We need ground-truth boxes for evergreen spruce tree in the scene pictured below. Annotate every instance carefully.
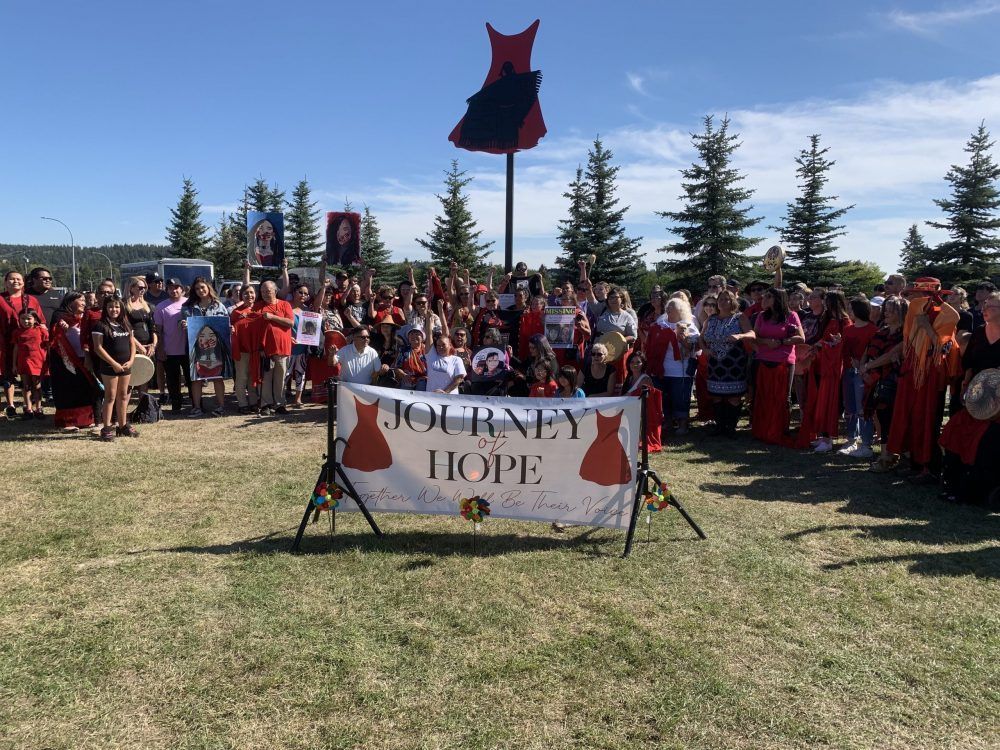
[209,212,243,280]
[926,122,1000,283]
[284,178,322,267]
[554,166,589,281]
[577,139,645,289]
[899,223,933,278]
[359,205,392,276]
[771,134,854,281]
[166,177,209,256]
[229,186,251,252]
[415,160,493,272]
[658,116,763,287]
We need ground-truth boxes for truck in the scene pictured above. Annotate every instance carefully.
[119,258,214,288]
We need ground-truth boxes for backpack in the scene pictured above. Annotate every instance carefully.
[131,392,163,423]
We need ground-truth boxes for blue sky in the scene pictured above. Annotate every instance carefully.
[4,0,1000,274]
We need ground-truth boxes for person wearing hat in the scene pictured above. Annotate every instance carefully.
[394,324,428,390]
[939,367,1000,505]
[887,277,960,483]
[144,272,168,307]
[153,278,190,413]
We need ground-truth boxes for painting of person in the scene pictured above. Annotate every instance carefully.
[325,212,361,266]
[247,212,285,268]
[188,320,233,381]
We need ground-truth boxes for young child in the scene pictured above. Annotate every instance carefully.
[14,309,48,419]
[529,360,558,398]
[556,365,586,398]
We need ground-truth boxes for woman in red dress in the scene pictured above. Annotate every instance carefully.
[796,291,851,453]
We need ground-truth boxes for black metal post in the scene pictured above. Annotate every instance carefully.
[622,388,649,558]
[504,152,514,273]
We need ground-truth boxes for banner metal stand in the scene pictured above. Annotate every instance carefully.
[291,379,382,552]
[621,387,707,558]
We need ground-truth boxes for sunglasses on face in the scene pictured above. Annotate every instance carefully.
[135,285,147,290]
[37,276,53,282]
[356,335,370,340]
[415,300,427,305]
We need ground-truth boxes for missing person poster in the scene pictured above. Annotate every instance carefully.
[544,306,577,349]
[187,316,234,381]
[325,212,361,266]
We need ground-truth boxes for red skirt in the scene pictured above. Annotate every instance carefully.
[939,408,993,466]
[752,362,791,445]
[639,386,663,453]
[795,352,842,446]
[887,367,945,465]
[694,351,713,421]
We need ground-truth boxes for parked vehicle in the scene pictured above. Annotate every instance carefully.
[119,258,214,288]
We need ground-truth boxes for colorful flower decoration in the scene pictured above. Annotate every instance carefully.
[310,481,344,511]
[645,484,670,512]
[459,495,491,523]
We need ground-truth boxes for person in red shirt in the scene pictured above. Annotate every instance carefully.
[230,285,260,413]
[252,280,294,414]
[1,271,47,417]
[13,309,48,418]
[839,297,879,458]
[528,360,558,398]
[796,290,852,453]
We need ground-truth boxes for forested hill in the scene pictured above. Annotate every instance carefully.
[0,243,172,288]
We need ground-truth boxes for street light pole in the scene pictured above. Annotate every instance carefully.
[90,251,115,288]
[40,217,76,289]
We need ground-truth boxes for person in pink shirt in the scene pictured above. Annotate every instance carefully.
[750,288,804,445]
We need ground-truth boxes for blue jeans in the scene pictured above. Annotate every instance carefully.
[842,367,873,445]
[654,375,693,419]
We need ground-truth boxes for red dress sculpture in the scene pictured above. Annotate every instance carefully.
[449,20,546,154]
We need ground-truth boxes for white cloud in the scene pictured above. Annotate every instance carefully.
[322,74,1000,276]
[885,1,1000,34]
[626,72,647,96]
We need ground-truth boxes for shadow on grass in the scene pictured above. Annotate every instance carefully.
[822,546,1000,580]
[131,524,630,559]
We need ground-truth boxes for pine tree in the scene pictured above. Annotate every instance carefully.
[166,177,209,256]
[229,186,251,252]
[771,134,854,281]
[658,115,763,287]
[208,212,243,280]
[926,122,1000,282]
[577,139,645,289]
[415,160,494,273]
[899,223,933,278]
[554,166,589,281]
[360,205,392,275]
[284,178,322,267]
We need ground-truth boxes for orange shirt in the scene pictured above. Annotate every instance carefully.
[252,299,294,357]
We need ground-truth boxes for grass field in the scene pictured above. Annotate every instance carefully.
[1,404,998,750]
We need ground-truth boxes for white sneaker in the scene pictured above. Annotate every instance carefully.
[813,439,833,453]
[837,439,860,455]
[848,445,875,459]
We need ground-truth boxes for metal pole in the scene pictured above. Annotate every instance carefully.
[41,216,76,289]
[504,152,514,273]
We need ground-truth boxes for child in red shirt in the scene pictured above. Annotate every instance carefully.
[529,361,558,398]
[14,309,48,418]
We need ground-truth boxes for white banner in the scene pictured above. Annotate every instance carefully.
[336,383,641,529]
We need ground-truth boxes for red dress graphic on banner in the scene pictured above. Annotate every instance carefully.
[342,397,393,471]
[579,410,632,486]
[449,20,546,154]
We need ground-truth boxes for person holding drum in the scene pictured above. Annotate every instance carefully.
[595,287,637,390]
[124,276,158,396]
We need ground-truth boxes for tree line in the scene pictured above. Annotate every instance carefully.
[162,117,1000,294]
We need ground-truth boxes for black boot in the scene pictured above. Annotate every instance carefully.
[711,402,728,436]
[728,402,742,437]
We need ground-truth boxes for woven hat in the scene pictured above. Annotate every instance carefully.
[596,331,627,362]
[965,368,1000,421]
[903,277,942,295]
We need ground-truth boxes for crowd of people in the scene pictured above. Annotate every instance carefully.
[1,259,998,505]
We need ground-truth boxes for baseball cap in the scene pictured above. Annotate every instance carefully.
[475,283,489,294]
[726,278,740,289]
[145,272,162,283]
[335,270,349,279]
[166,277,183,287]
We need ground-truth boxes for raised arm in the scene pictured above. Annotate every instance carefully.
[276,259,290,298]
[242,259,252,288]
